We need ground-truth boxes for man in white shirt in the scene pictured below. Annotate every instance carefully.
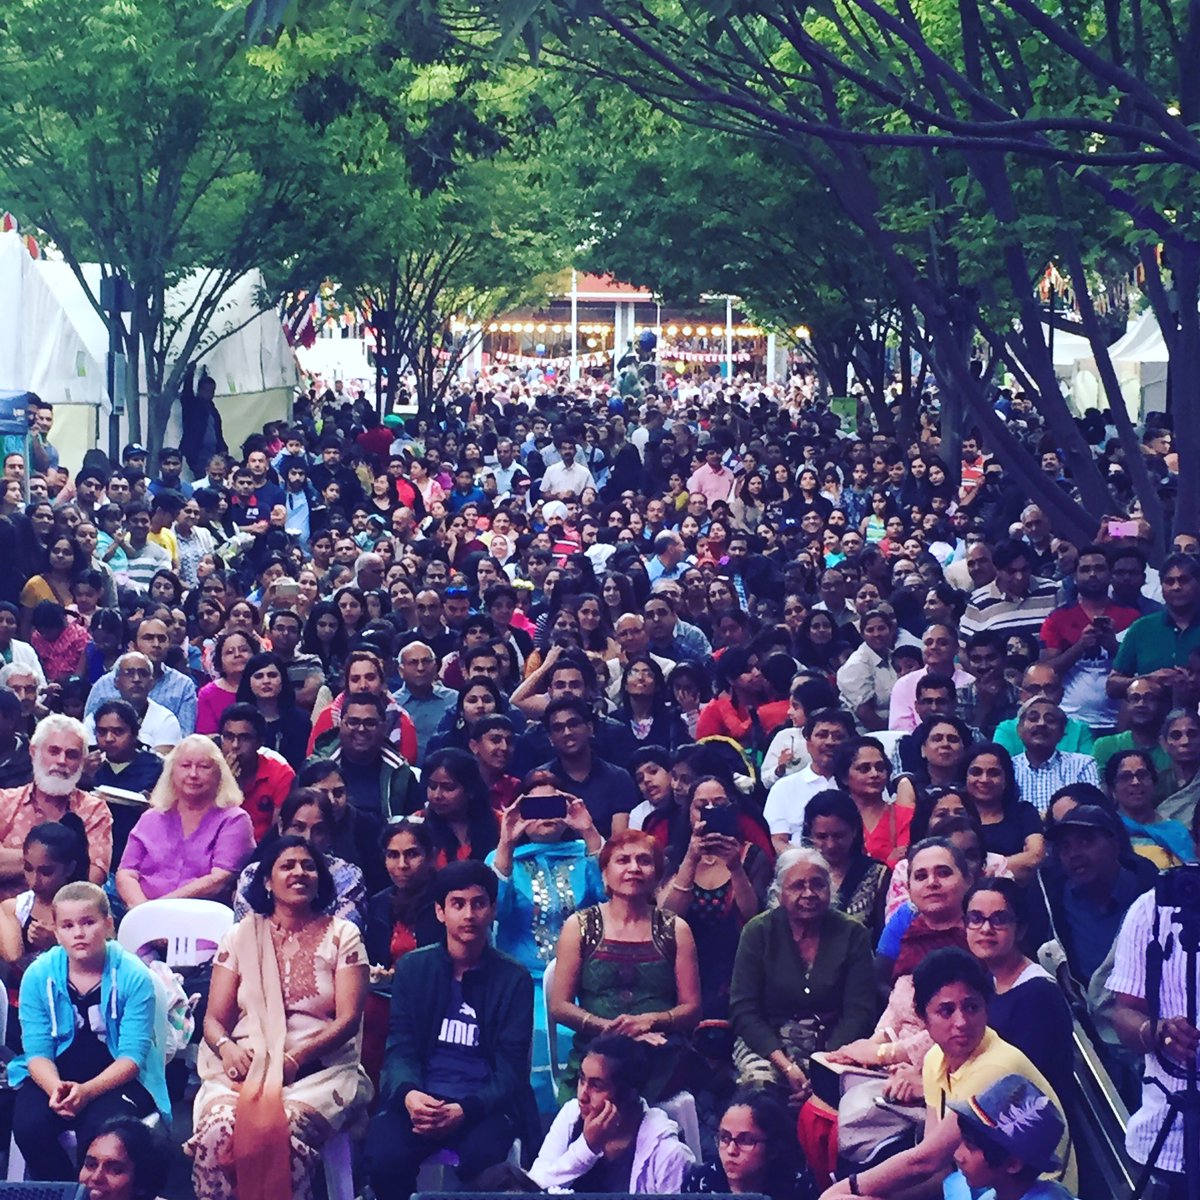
[837,603,919,731]
[540,437,595,500]
[84,652,181,753]
[489,439,528,496]
[763,708,856,852]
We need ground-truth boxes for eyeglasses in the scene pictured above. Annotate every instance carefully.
[717,1132,765,1150]
[965,911,1016,930]
[342,718,380,731]
[548,718,586,735]
[1116,769,1152,783]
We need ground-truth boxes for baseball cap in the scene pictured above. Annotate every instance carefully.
[948,1074,1064,1173]
[1045,803,1118,840]
[122,443,147,458]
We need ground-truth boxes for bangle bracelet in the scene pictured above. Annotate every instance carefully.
[284,1051,299,1068]
[214,1036,231,1053]
[1139,1020,1152,1051]
[670,881,694,893]
[849,1174,861,1196]
[876,1043,890,1064]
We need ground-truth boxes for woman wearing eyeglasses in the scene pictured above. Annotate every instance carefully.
[963,878,1074,1108]
[1107,748,1193,868]
[683,1087,814,1200]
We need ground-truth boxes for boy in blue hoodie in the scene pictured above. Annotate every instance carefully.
[9,881,169,1180]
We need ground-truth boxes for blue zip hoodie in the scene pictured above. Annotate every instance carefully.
[9,940,171,1119]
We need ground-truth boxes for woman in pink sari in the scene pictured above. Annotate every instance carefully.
[188,836,370,1200]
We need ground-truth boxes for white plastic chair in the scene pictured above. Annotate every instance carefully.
[543,956,561,1090]
[116,897,233,966]
[542,957,702,1161]
[659,1090,703,1161]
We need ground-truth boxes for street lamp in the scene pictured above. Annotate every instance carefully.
[99,273,134,464]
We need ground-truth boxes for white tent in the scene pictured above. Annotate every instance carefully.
[1105,310,1169,415]
[1042,322,1094,369]
[0,230,297,468]
[1071,310,1169,419]
[0,233,108,468]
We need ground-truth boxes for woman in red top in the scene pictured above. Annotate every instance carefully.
[29,603,89,684]
[833,737,913,868]
[696,645,787,753]
[419,747,500,868]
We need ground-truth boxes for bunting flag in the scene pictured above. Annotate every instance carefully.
[493,350,609,369]
[0,213,15,233]
[24,234,40,260]
[666,349,753,363]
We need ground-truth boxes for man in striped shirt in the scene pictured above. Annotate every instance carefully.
[120,501,171,594]
[1109,888,1200,1198]
[959,538,1059,643]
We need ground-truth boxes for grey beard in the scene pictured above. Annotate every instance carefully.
[34,767,82,797]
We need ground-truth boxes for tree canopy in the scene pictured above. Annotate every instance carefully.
[386,0,1200,540]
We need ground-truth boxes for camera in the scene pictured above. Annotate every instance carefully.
[1155,863,1200,910]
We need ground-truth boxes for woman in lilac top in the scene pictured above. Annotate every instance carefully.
[115,735,255,907]
[194,628,260,736]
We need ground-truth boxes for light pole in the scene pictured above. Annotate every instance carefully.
[100,273,134,464]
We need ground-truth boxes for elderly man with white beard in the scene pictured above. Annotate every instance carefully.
[0,714,112,899]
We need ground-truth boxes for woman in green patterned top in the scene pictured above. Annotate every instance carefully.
[549,828,702,1105]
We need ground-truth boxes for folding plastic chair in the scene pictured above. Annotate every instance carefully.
[115,897,233,966]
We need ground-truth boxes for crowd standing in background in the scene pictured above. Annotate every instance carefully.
[0,374,1195,1200]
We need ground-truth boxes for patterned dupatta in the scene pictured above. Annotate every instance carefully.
[229,915,292,1200]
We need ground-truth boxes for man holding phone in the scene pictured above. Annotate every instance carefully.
[1040,544,1140,737]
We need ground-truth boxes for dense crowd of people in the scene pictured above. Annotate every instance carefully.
[0,377,1195,1200]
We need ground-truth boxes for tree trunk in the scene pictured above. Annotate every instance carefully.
[1170,244,1200,536]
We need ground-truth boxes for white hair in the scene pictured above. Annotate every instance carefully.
[767,847,832,910]
[399,640,434,663]
[30,713,87,753]
[0,663,37,688]
[115,651,152,672]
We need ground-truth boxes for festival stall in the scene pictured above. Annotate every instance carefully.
[0,226,296,464]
